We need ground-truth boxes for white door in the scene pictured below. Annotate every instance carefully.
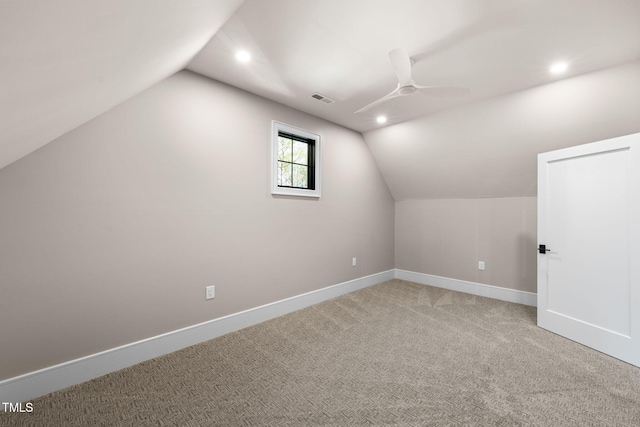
[537,132,640,367]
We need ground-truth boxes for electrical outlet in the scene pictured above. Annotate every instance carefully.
[478,261,485,271]
[206,285,215,300]
[352,257,357,267]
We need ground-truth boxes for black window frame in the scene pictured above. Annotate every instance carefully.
[271,121,322,198]
[277,131,316,191]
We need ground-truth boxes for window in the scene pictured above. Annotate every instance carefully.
[271,121,321,197]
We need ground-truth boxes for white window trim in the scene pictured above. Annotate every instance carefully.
[271,121,322,198]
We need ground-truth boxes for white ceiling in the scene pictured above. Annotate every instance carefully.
[1,0,639,172]
[0,0,243,171]
[188,0,640,133]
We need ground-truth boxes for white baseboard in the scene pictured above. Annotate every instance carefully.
[394,269,537,307]
[1,269,534,403]
[0,269,395,403]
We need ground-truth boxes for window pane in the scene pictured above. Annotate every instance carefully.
[278,137,292,162]
[292,140,308,165]
[272,122,320,196]
[278,161,292,187]
[292,164,308,188]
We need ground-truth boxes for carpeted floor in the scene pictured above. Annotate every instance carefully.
[3,279,640,426]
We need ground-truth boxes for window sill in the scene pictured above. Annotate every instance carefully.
[271,187,321,198]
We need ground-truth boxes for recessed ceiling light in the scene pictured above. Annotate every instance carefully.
[549,62,568,75]
[376,116,387,124]
[235,50,251,63]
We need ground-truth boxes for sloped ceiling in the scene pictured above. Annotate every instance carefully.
[0,0,243,171]
[1,0,639,200]
[364,61,640,200]
[188,0,640,133]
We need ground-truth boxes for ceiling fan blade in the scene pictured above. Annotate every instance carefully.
[389,48,413,86]
[354,86,402,114]
[415,85,471,98]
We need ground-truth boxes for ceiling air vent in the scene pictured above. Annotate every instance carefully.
[311,93,335,104]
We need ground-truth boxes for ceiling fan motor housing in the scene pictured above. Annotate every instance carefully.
[398,85,417,95]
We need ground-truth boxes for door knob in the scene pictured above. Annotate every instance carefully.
[538,244,550,254]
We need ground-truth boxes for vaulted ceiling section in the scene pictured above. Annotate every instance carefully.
[1,0,639,198]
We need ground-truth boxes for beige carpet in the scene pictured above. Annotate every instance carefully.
[3,279,640,426]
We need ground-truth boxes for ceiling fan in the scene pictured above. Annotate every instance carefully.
[354,48,471,114]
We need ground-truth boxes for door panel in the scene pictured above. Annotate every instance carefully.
[538,133,640,367]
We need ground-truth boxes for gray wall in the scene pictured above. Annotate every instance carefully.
[396,198,536,292]
[0,70,395,381]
